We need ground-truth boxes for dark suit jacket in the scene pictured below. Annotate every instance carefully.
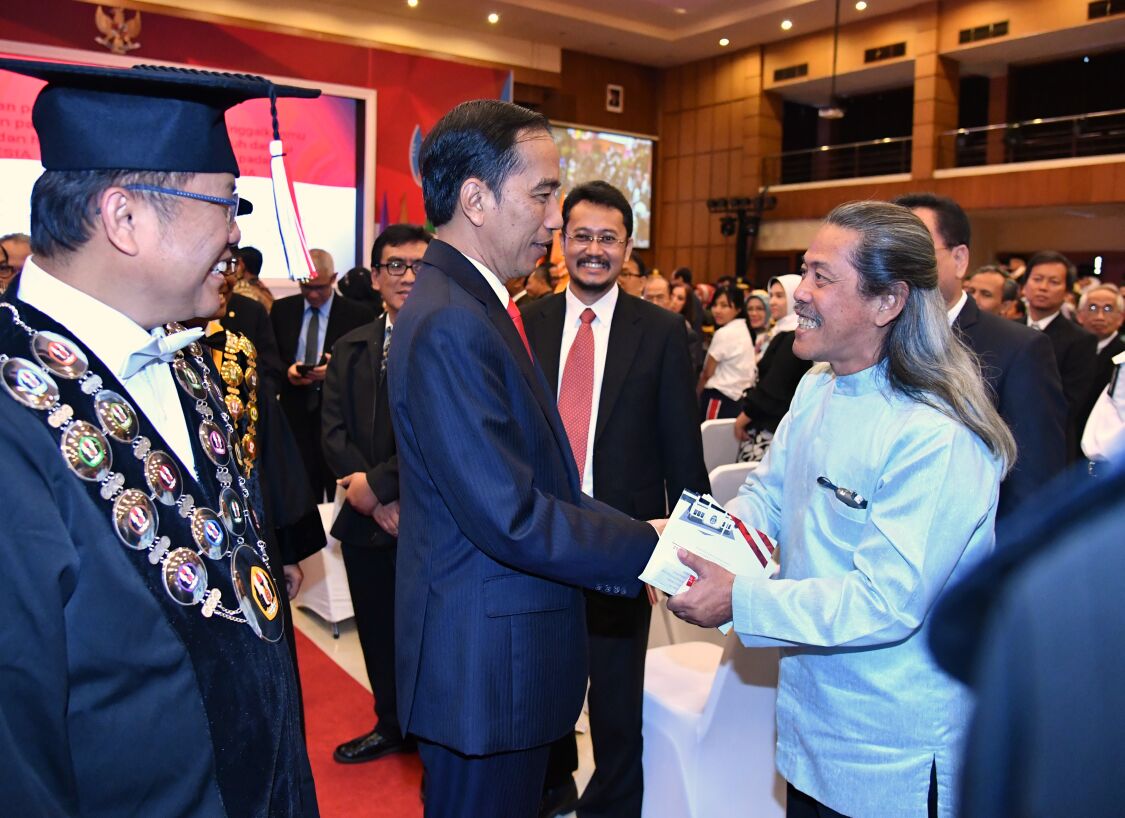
[1037,313,1098,459]
[954,297,1068,519]
[321,315,398,548]
[931,459,1125,817]
[387,239,657,756]
[220,293,285,396]
[270,292,373,412]
[1082,335,1125,428]
[522,291,709,522]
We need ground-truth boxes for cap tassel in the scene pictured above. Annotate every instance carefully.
[268,90,315,283]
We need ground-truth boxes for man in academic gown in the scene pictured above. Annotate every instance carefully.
[0,58,319,816]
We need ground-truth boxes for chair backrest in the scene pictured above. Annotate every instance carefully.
[700,418,739,474]
[708,462,755,507]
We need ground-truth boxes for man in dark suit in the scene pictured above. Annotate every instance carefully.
[929,454,1125,816]
[522,181,709,818]
[271,248,373,499]
[1022,250,1098,461]
[321,224,431,765]
[1076,283,1124,431]
[387,100,661,818]
[896,194,1067,521]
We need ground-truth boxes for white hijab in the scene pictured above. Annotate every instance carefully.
[768,274,801,336]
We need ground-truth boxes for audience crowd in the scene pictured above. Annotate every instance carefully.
[4,71,1122,817]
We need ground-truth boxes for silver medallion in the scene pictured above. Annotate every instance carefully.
[93,389,139,443]
[197,420,229,466]
[31,331,88,379]
[163,547,208,605]
[172,359,207,400]
[144,450,183,506]
[112,489,159,550]
[218,486,248,537]
[60,421,112,481]
[231,544,283,642]
[191,507,228,560]
[1,358,59,410]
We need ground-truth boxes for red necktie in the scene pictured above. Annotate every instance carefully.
[506,297,533,360]
[558,307,596,477]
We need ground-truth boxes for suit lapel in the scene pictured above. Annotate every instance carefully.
[425,240,575,471]
[595,295,643,445]
[524,294,566,397]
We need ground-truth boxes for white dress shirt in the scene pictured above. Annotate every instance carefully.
[946,290,968,325]
[19,257,198,475]
[557,285,619,496]
[1028,310,1060,331]
[461,252,510,308]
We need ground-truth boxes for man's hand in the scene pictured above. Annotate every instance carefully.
[734,411,752,441]
[372,500,400,537]
[648,518,668,537]
[666,548,736,629]
[287,362,312,386]
[283,563,304,599]
[306,353,331,383]
[339,472,378,515]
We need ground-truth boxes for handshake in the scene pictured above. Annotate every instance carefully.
[643,491,776,630]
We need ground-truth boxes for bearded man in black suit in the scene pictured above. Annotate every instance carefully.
[523,181,709,818]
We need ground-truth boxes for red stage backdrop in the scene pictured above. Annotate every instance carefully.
[0,0,509,231]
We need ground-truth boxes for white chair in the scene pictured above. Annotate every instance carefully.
[700,418,739,474]
[294,491,354,636]
[708,461,755,507]
[642,637,785,818]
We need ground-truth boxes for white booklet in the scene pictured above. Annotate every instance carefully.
[640,490,776,631]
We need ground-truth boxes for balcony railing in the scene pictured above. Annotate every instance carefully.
[940,108,1125,169]
[762,136,912,186]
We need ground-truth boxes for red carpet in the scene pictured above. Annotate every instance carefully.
[295,630,424,818]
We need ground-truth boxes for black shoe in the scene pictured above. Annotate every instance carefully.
[333,728,415,764]
[539,777,579,818]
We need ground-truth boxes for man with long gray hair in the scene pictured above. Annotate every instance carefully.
[669,201,1015,818]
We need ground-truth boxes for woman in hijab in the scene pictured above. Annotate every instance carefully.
[735,274,812,463]
[698,284,758,420]
[745,289,771,346]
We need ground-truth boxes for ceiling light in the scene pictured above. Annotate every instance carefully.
[487,12,500,24]
[673,6,687,13]
[855,1,867,10]
[407,0,418,6]
[780,19,793,30]
[818,105,845,120]
[719,38,730,47]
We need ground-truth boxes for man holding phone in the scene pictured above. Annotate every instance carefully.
[272,248,372,499]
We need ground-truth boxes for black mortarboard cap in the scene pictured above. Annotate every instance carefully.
[0,58,320,178]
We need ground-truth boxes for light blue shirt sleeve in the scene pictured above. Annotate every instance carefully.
[728,367,1001,650]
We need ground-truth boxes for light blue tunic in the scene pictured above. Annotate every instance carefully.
[728,361,1001,818]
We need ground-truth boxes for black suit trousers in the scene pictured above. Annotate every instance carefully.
[419,739,550,818]
[545,590,652,818]
[341,542,401,738]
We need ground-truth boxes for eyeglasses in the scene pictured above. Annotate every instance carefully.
[1083,303,1121,314]
[124,184,240,226]
[564,232,628,248]
[375,260,421,276]
[619,271,645,279]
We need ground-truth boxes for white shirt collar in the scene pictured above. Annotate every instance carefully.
[1029,310,1060,330]
[564,281,619,327]
[947,291,968,326]
[18,257,159,380]
[460,253,510,308]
